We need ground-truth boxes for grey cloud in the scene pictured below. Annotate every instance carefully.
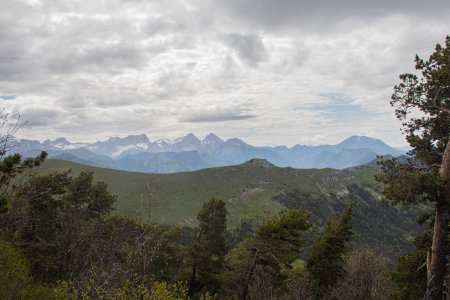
[2,0,448,146]
[181,107,257,123]
[144,17,186,36]
[0,4,38,82]
[57,78,147,108]
[18,106,64,127]
[211,55,241,92]
[217,0,450,31]
[32,107,159,142]
[46,43,147,74]
[154,69,197,100]
[223,33,267,68]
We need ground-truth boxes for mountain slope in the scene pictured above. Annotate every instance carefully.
[36,159,419,257]
[115,151,226,173]
[20,148,116,168]
[336,136,404,156]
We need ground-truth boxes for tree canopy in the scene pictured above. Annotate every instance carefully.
[377,36,450,300]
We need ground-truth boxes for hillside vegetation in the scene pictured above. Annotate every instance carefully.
[36,158,419,255]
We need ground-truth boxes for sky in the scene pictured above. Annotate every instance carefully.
[1,0,449,147]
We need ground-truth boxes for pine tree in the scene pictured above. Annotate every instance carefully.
[223,209,311,300]
[188,198,228,296]
[376,36,450,300]
[306,206,353,297]
[0,152,47,214]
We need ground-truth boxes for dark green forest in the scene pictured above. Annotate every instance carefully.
[0,37,449,300]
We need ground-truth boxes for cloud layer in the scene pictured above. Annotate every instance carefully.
[1,0,449,146]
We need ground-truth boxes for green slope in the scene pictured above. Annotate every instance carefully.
[35,158,420,255]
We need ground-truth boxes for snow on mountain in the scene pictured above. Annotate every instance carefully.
[149,139,173,152]
[111,143,150,158]
[9,133,406,172]
[88,134,151,157]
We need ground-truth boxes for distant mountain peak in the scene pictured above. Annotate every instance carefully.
[184,133,200,140]
[177,133,201,145]
[202,133,224,145]
[336,135,402,155]
[124,134,150,143]
[343,135,374,142]
[226,138,248,146]
[203,133,221,140]
[54,137,69,143]
[174,133,200,143]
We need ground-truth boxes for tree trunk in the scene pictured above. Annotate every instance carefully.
[188,261,197,296]
[240,248,259,300]
[188,230,202,296]
[427,137,450,300]
[427,202,450,300]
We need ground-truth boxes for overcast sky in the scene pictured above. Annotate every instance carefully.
[1,0,449,147]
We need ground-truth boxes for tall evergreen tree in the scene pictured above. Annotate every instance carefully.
[306,206,353,297]
[376,36,450,300]
[223,209,311,300]
[188,198,228,296]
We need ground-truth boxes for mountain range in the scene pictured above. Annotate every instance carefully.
[10,133,405,173]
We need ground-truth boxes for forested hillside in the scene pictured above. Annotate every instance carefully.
[0,153,409,299]
[37,158,419,258]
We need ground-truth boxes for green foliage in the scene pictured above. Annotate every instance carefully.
[151,226,189,282]
[52,279,192,300]
[64,171,116,217]
[256,209,312,267]
[377,36,450,299]
[0,151,47,213]
[391,36,450,159]
[376,158,440,206]
[227,220,255,248]
[380,36,450,206]
[0,242,33,299]
[189,198,228,295]
[39,160,419,259]
[4,170,117,282]
[306,206,353,295]
[150,281,191,300]
[390,214,432,300]
[222,209,311,299]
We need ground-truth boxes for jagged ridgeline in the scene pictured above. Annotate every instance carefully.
[38,158,419,257]
[12,134,405,172]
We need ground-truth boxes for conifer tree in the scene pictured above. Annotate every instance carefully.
[306,206,353,297]
[376,36,450,300]
[223,209,311,300]
[188,198,228,296]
